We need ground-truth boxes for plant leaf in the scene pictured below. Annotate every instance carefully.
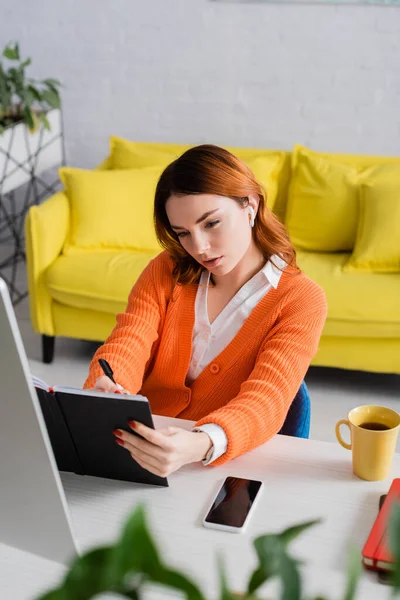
[0,62,10,102]
[3,43,19,60]
[43,78,62,88]
[281,520,322,547]
[342,546,362,600]
[21,58,31,68]
[247,519,320,597]
[28,85,42,102]
[149,566,206,600]
[8,67,24,98]
[247,566,267,595]
[23,88,35,107]
[280,555,301,600]
[38,112,51,130]
[248,534,286,595]
[107,504,162,580]
[8,67,21,85]
[56,546,117,598]
[35,505,205,600]
[108,505,204,599]
[23,106,35,130]
[123,590,140,599]
[389,503,400,559]
[41,87,61,109]
[251,535,282,582]
[388,502,400,592]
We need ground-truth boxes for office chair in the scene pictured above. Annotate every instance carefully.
[278,380,310,439]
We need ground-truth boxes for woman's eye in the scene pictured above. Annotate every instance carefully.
[205,220,220,229]
[176,220,219,238]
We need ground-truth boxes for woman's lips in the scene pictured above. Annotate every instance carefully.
[203,256,223,268]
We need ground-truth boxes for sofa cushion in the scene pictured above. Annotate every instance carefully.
[45,250,160,314]
[278,145,400,223]
[229,146,287,212]
[59,167,162,252]
[109,137,287,212]
[109,137,191,169]
[296,249,400,338]
[286,145,359,252]
[344,165,400,274]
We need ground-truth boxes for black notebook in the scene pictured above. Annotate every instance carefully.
[33,376,168,487]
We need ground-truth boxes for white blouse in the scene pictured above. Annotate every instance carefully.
[189,255,287,464]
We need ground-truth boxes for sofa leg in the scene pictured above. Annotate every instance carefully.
[42,335,55,363]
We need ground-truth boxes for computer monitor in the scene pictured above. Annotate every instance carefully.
[0,278,78,564]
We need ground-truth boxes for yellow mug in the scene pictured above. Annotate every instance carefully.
[335,405,400,481]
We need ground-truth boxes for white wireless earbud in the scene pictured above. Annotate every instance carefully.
[248,206,255,227]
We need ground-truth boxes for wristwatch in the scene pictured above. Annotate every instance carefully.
[193,429,214,463]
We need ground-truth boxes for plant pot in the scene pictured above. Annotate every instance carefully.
[0,108,63,194]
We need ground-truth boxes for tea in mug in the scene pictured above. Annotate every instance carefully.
[359,422,390,431]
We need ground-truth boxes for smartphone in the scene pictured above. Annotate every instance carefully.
[202,476,263,533]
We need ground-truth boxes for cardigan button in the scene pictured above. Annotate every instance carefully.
[209,363,220,374]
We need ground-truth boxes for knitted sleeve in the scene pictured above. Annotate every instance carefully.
[194,282,328,465]
[83,252,171,393]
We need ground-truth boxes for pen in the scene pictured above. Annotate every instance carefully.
[98,358,116,384]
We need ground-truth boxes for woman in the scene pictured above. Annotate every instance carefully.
[84,144,327,477]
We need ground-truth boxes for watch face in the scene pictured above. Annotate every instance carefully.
[204,446,214,463]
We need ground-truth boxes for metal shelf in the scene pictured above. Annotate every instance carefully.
[0,109,66,305]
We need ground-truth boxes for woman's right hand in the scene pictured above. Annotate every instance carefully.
[92,376,130,395]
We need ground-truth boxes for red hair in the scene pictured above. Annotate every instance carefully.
[154,144,298,285]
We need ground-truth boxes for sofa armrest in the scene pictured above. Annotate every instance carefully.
[25,191,70,335]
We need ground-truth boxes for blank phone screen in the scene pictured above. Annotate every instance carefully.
[204,476,262,528]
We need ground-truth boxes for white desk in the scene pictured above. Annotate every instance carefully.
[1,415,397,600]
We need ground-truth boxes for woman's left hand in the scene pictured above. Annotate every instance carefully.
[113,421,213,477]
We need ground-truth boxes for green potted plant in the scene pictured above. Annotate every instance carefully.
[0,41,65,304]
[35,503,400,600]
[0,42,64,195]
[0,42,61,134]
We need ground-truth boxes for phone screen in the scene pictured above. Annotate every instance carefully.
[204,476,263,528]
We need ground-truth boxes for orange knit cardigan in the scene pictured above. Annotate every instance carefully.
[84,251,327,466]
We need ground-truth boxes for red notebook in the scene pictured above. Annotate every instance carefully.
[362,478,400,571]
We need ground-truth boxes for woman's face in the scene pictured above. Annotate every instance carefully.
[166,193,253,275]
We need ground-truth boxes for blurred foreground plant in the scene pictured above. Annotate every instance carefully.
[36,503,400,600]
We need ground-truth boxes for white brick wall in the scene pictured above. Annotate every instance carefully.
[1,0,399,167]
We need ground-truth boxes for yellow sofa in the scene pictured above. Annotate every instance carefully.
[25,139,400,374]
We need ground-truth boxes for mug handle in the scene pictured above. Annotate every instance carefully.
[335,419,352,450]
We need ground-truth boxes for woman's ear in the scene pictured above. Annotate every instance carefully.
[247,194,259,216]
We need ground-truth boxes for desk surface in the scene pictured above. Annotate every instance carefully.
[1,415,398,600]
